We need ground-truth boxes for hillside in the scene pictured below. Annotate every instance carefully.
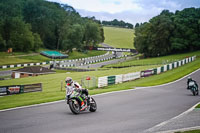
[103,26,135,49]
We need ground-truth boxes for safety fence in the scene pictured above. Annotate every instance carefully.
[81,76,97,89]
[97,56,196,88]
[0,83,42,96]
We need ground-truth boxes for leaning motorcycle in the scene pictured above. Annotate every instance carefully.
[66,89,97,114]
[188,81,199,96]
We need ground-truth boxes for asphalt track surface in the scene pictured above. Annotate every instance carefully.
[0,70,200,133]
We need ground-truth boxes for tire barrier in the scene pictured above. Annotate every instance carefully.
[0,62,48,69]
[97,56,196,88]
[0,52,113,69]
[58,53,115,68]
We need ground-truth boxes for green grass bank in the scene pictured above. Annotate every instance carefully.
[103,26,134,48]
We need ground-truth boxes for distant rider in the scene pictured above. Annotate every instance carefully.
[65,77,90,109]
[187,77,198,90]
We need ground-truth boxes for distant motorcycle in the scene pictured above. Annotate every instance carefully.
[188,81,199,96]
[67,89,97,114]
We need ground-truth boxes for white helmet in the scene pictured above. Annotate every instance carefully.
[65,77,73,84]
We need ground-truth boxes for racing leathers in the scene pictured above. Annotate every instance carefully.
[187,79,198,90]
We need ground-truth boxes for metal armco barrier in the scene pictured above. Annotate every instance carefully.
[0,83,42,96]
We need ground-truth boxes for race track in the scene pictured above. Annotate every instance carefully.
[0,70,200,133]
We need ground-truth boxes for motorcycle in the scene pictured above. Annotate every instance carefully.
[188,81,199,96]
[66,89,97,114]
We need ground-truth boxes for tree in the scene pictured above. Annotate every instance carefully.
[134,8,200,57]
[102,19,133,29]
[9,17,34,51]
[0,34,6,51]
[84,21,103,47]
[147,10,174,56]
[134,22,151,57]
[171,8,200,52]
[60,24,84,52]
[135,23,140,28]
[33,33,43,51]
[135,10,174,57]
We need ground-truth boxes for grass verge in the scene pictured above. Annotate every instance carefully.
[196,104,200,108]
[175,129,200,133]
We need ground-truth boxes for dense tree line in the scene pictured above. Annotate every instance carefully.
[0,0,104,52]
[102,19,133,29]
[134,8,200,57]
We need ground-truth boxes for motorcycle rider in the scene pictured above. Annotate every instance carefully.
[65,77,90,109]
[187,77,198,90]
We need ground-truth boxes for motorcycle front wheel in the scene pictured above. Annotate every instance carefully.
[191,87,196,96]
[196,89,199,95]
[69,99,80,114]
[89,97,97,112]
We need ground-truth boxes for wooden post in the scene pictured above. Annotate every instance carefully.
[61,80,63,91]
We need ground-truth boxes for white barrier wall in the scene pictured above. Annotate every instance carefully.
[182,59,185,65]
[115,75,123,84]
[169,63,172,70]
[178,61,182,67]
[189,58,191,62]
[122,72,141,82]
[174,62,177,68]
[164,65,167,72]
[157,67,161,74]
[186,58,188,63]
[123,73,132,82]
[98,76,108,88]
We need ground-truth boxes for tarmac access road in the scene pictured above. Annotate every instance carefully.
[0,70,12,76]
[78,56,132,68]
[0,70,200,133]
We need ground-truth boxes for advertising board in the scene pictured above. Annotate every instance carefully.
[141,70,154,77]
[0,87,7,95]
[7,86,20,94]
[23,83,42,93]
